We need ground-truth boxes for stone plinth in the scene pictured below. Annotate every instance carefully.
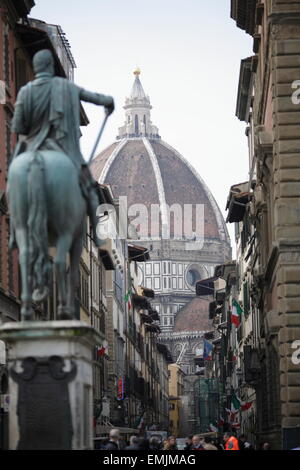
[0,321,101,450]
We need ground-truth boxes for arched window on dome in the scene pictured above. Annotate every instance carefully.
[135,114,139,135]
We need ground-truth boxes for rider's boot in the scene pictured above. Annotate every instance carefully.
[80,164,105,248]
[88,185,105,248]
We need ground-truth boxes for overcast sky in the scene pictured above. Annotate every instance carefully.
[30,0,253,251]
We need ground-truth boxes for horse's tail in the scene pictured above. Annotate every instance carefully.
[27,153,49,294]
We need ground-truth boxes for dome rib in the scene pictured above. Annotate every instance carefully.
[142,137,169,238]
[98,138,127,184]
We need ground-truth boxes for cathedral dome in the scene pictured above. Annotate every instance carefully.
[91,70,229,245]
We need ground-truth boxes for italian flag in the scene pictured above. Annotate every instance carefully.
[124,290,132,310]
[241,401,253,412]
[231,391,241,412]
[97,346,106,357]
[232,422,241,429]
[231,298,242,327]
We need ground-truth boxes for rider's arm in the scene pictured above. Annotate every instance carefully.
[79,88,114,115]
[12,87,28,135]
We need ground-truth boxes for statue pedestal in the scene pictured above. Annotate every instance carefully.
[0,321,101,450]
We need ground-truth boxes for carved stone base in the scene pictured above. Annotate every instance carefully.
[0,321,101,450]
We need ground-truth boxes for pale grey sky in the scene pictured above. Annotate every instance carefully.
[30,0,253,251]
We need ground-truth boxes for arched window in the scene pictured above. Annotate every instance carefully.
[135,114,139,135]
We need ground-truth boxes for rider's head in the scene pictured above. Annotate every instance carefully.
[33,49,55,76]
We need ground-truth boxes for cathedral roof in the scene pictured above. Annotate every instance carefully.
[90,71,230,244]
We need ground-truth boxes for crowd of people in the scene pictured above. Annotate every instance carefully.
[98,429,272,450]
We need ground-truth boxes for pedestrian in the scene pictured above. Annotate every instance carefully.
[239,434,254,450]
[223,431,240,450]
[104,428,121,450]
[261,442,271,450]
[163,436,178,450]
[125,435,140,450]
[203,436,218,450]
[149,436,162,450]
[190,434,204,450]
[137,438,150,450]
[184,435,193,451]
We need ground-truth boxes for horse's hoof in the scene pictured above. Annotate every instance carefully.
[32,286,49,304]
[57,307,72,321]
[21,311,34,321]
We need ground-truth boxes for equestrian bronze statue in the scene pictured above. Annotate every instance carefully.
[7,49,114,321]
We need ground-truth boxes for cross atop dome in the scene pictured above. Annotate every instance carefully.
[117,70,160,140]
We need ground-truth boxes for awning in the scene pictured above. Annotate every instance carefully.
[128,244,150,262]
[140,312,153,324]
[214,262,236,280]
[230,0,257,36]
[14,0,35,18]
[156,343,173,363]
[226,183,253,223]
[196,277,217,296]
[132,294,150,310]
[140,286,155,298]
[99,249,115,271]
[149,309,160,322]
[226,191,253,223]
[99,184,115,206]
[145,324,160,333]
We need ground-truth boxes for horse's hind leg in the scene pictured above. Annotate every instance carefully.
[67,233,84,319]
[55,235,72,320]
[15,228,33,321]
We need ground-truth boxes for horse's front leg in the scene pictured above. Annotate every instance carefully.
[55,235,72,320]
[15,228,33,321]
[67,233,84,320]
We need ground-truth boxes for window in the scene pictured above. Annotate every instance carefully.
[8,250,13,293]
[145,263,151,275]
[79,267,89,311]
[5,113,11,168]
[243,281,250,317]
[3,26,10,87]
[154,263,160,275]
[135,114,139,134]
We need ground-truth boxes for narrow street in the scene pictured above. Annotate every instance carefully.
[0,0,299,454]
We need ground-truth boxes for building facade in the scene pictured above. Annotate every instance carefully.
[168,363,186,437]
[204,0,300,450]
